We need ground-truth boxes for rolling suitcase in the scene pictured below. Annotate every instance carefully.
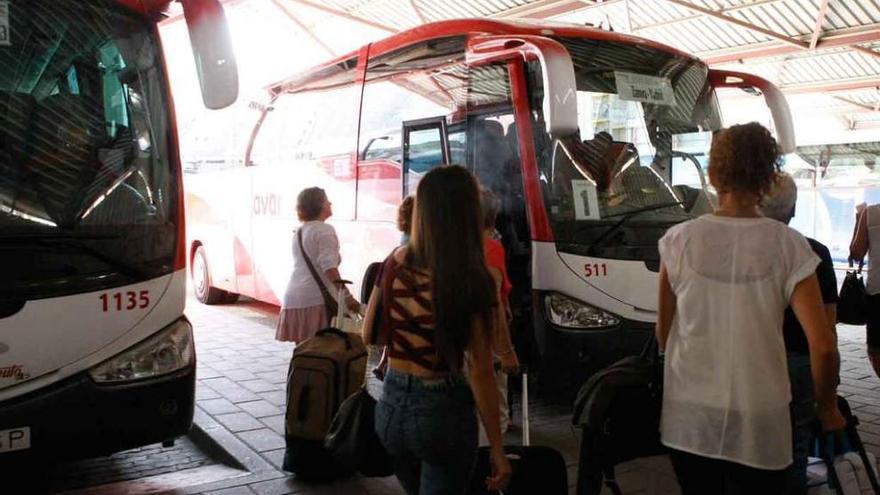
[811,396,880,495]
[282,284,368,479]
[468,373,569,495]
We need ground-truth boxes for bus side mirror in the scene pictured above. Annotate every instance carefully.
[181,0,239,109]
[709,69,794,154]
[467,35,578,137]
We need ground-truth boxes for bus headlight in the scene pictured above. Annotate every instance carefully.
[89,318,194,384]
[544,292,620,329]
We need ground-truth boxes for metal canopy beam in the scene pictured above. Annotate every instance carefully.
[660,0,806,49]
[778,77,880,95]
[833,96,876,112]
[492,0,596,20]
[810,0,831,50]
[635,0,786,33]
[271,0,336,56]
[285,0,398,33]
[408,0,427,24]
[703,24,880,64]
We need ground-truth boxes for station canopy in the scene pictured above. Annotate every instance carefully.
[158,0,880,150]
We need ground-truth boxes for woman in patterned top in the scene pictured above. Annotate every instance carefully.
[363,166,511,494]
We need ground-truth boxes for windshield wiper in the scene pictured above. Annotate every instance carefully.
[585,201,683,256]
[0,233,148,280]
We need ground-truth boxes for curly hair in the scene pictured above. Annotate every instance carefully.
[396,196,414,235]
[708,122,781,199]
[296,187,327,221]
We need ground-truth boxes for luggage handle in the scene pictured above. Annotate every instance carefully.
[817,424,880,495]
[521,372,530,447]
[848,257,866,274]
[845,419,880,494]
[334,279,353,323]
[316,327,353,350]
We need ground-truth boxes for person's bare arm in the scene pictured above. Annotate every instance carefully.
[791,274,845,430]
[467,318,512,491]
[487,268,518,374]
[361,285,381,345]
[850,209,869,263]
[825,304,837,338]
[656,264,676,352]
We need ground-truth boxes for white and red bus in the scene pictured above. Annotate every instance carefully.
[186,19,793,391]
[0,0,237,461]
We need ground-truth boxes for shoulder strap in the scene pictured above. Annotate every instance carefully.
[297,227,338,315]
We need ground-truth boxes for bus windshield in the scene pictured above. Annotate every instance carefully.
[0,0,177,300]
[534,37,723,261]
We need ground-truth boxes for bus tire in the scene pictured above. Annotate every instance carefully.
[222,292,240,304]
[192,246,226,305]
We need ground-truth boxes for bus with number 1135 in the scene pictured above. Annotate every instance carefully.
[0,0,237,462]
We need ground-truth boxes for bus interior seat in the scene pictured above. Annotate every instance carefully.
[0,92,36,170]
[28,93,107,224]
[473,119,511,192]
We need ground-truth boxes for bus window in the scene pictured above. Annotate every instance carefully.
[248,82,359,220]
[403,117,449,196]
[356,37,466,222]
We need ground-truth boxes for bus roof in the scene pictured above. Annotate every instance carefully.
[270,18,701,94]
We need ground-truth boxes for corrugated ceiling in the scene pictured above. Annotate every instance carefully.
[225,0,880,126]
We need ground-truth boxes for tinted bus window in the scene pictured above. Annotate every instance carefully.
[0,0,176,300]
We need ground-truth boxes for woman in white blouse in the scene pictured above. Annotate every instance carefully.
[850,202,880,378]
[276,187,359,342]
[656,123,844,493]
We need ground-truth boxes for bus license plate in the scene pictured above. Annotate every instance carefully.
[0,426,30,453]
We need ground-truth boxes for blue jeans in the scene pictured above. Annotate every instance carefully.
[375,368,478,495]
[787,351,816,495]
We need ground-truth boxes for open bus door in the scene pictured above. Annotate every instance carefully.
[402,116,451,197]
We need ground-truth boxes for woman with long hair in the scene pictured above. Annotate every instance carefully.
[363,166,512,494]
[656,123,843,493]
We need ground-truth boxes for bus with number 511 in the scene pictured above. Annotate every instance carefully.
[185,18,794,393]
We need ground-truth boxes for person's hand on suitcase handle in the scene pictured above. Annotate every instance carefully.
[487,445,513,492]
[499,348,520,375]
[333,279,363,314]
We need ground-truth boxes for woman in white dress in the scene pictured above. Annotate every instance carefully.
[276,187,359,343]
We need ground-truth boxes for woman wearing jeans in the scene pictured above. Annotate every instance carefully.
[362,166,511,494]
[656,123,844,494]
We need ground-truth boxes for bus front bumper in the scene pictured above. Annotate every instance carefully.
[0,364,195,464]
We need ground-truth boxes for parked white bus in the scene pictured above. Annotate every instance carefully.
[185,19,793,392]
[0,0,237,462]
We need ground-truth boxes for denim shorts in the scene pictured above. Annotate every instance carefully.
[375,368,478,495]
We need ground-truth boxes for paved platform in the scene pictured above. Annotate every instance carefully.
[181,293,880,495]
[19,288,880,495]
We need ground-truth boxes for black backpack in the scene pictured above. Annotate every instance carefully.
[572,337,666,495]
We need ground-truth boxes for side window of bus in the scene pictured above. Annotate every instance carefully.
[357,36,466,222]
[249,83,360,219]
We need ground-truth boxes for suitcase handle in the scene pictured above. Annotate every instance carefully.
[334,279,354,322]
[316,327,353,350]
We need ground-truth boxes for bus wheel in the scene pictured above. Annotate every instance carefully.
[192,246,226,305]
